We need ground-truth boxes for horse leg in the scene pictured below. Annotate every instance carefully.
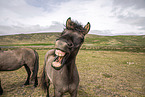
[0,80,3,95]
[54,89,63,97]
[32,50,39,87]
[70,90,77,97]
[34,75,38,87]
[46,82,50,97]
[24,64,31,86]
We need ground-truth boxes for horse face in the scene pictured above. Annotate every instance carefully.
[55,30,84,53]
[52,17,90,70]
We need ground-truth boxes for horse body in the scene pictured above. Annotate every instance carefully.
[41,17,90,97]
[45,49,79,96]
[0,48,35,71]
[0,48,39,95]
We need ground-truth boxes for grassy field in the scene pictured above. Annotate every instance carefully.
[0,50,145,97]
[0,33,145,52]
[0,33,145,96]
[1,33,145,46]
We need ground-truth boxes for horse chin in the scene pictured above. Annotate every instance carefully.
[51,49,69,70]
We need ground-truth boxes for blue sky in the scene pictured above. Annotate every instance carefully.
[0,0,145,36]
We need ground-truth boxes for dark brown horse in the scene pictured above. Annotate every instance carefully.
[41,17,90,97]
[0,48,39,95]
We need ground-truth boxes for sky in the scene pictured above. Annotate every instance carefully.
[0,0,145,36]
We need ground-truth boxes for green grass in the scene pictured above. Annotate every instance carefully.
[0,33,145,96]
[1,33,145,52]
[84,35,145,46]
[1,33,145,47]
[0,33,60,45]
[0,43,54,47]
[0,50,145,97]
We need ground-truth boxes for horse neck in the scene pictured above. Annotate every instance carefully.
[65,48,80,79]
[66,47,80,64]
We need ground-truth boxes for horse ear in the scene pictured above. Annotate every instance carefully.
[66,17,72,28]
[84,22,91,35]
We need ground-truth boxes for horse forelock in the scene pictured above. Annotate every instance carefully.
[65,20,86,33]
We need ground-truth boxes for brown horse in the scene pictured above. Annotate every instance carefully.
[41,17,90,97]
[0,48,39,95]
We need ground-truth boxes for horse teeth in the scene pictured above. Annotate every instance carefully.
[55,50,65,56]
[55,53,58,56]
[52,62,61,67]
[55,51,59,56]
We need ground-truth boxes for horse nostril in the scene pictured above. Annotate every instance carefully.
[68,43,73,47]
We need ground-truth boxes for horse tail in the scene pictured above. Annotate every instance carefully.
[31,50,39,80]
[41,57,50,91]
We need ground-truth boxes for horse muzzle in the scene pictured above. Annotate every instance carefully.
[52,40,70,70]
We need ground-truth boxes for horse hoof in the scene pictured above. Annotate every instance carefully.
[24,82,29,86]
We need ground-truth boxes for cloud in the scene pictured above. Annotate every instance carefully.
[0,25,45,35]
[90,30,114,36]
[0,0,47,26]
[25,0,70,12]
[0,0,43,18]
[0,0,65,36]
[112,0,145,33]
[0,0,145,36]
[113,0,145,9]
[0,21,64,36]
[117,16,145,30]
[48,21,64,31]
[116,32,145,36]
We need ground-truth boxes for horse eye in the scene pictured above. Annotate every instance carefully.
[81,38,84,42]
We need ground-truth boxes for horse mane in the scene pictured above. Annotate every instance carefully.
[65,20,86,33]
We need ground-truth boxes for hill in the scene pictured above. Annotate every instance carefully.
[0,33,145,96]
[0,33,145,52]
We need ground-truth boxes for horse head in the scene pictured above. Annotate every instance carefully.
[52,17,90,70]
